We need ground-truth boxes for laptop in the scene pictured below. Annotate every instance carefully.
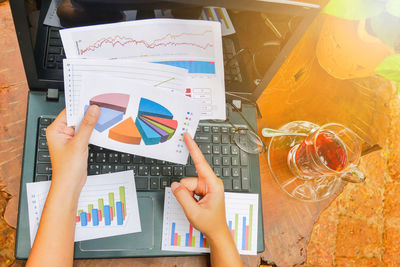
[11,0,320,259]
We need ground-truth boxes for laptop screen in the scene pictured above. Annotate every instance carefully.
[12,0,320,101]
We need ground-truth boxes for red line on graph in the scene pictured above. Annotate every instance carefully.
[79,30,214,55]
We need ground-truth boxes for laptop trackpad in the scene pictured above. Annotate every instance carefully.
[78,196,154,251]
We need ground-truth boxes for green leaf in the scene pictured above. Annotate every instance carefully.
[323,0,385,20]
[387,0,400,18]
[375,54,400,82]
[370,12,400,49]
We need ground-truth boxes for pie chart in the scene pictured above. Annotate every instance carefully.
[89,94,178,146]
[134,98,178,145]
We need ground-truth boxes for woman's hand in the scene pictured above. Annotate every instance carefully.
[46,106,100,197]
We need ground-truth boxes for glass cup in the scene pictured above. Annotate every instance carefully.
[287,123,365,183]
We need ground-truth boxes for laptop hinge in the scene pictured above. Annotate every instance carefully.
[46,88,59,101]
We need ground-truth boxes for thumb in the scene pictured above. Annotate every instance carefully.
[75,105,100,145]
[171,182,198,218]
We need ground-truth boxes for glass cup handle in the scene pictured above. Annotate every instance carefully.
[340,167,366,183]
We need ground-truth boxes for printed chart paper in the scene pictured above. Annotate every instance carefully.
[162,188,258,255]
[60,19,226,120]
[26,171,141,246]
[79,74,200,164]
[63,59,188,126]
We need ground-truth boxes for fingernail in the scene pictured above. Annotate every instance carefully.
[171,182,180,192]
[88,105,100,117]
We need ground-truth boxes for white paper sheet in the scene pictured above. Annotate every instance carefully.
[63,59,188,126]
[43,0,62,28]
[26,171,141,246]
[60,19,226,120]
[161,188,258,255]
[78,74,201,164]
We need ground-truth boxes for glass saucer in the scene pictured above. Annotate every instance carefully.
[267,121,344,202]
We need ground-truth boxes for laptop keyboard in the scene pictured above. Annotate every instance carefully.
[44,27,65,70]
[35,116,251,192]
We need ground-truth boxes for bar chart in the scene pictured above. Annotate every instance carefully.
[162,188,258,255]
[76,186,126,227]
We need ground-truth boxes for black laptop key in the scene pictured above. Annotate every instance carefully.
[185,166,197,177]
[133,155,144,164]
[145,158,156,164]
[37,151,51,162]
[135,177,148,190]
[212,145,220,154]
[212,126,220,133]
[194,133,211,143]
[222,157,230,166]
[240,150,249,166]
[47,62,56,69]
[199,144,211,154]
[120,153,132,164]
[150,178,159,189]
[231,146,239,155]
[47,54,55,62]
[160,177,170,189]
[221,126,229,133]
[241,168,250,190]
[221,134,230,144]
[49,38,62,46]
[222,167,230,177]
[108,153,119,163]
[212,134,220,144]
[40,127,47,137]
[150,166,161,176]
[38,139,48,150]
[232,168,240,177]
[95,152,106,163]
[101,165,113,174]
[35,175,49,182]
[39,117,52,125]
[162,166,172,176]
[48,47,61,54]
[88,165,100,175]
[222,145,229,155]
[202,126,210,132]
[37,163,52,174]
[88,152,95,163]
[223,179,232,190]
[173,166,184,176]
[171,178,180,184]
[138,165,149,176]
[231,157,239,166]
[233,179,241,190]
[114,165,125,172]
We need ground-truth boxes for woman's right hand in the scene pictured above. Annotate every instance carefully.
[171,133,228,238]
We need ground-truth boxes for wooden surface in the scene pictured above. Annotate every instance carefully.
[0,0,393,266]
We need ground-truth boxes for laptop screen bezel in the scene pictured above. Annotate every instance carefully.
[10,0,320,101]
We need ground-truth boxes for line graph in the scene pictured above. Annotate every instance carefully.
[78,30,214,55]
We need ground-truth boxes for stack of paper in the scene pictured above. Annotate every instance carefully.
[60,19,226,164]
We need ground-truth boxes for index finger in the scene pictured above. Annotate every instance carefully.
[184,133,218,185]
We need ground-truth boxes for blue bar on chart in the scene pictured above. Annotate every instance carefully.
[185,233,189,246]
[156,61,216,74]
[92,208,99,226]
[170,222,176,246]
[104,205,111,225]
[116,201,123,225]
[80,212,87,226]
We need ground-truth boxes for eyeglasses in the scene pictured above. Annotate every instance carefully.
[223,103,266,154]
